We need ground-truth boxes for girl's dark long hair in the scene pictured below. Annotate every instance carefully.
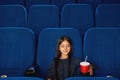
[54,36,73,80]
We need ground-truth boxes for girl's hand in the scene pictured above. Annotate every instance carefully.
[88,64,93,76]
[47,78,51,80]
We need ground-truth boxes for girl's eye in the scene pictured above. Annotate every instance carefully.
[67,45,70,47]
[66,45,70,48]
[60,45,70,48]
[61,45,64,47]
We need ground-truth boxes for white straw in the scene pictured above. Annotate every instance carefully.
[85,56,88,62]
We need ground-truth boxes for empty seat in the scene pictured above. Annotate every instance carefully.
[83,28,120,78]
[51,0,76,12]
[95,4,120,27]
[0,27,35,77]
[0,5,27,27]
[61,4,94,39]
[37,28,82,78]
[27,5,59,37]
[65,77,119,80]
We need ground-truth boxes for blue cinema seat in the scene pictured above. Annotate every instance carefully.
[61,4,94,39]
[51,0,76,12]
[65,77,119,80]
[36,28,82,78]
[0,27,35,77]
[27,5,59,37]
[0,77,43,80]
[0,5,27,27]
[83,28,120,79]
[95,4,120,27]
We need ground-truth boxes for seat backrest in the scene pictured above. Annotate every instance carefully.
[37,28,82,78]
[0,5,27,27]
[95,4,120,27]
[51,0,76,12]
[0,27,35,77]
[61,4,94,39]
[27,5,59,36]
[65,77,119,80]
[83,28,120,78]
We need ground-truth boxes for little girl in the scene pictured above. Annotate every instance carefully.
[46,36,93,80]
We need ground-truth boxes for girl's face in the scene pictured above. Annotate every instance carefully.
[59,40,71,57]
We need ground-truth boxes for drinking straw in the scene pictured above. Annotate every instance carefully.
[85,56,88,62]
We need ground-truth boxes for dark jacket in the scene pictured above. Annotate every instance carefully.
[47,57,82,80]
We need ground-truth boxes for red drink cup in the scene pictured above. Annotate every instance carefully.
[80,62,90,74]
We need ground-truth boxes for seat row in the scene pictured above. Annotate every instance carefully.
[0,4,120,39]
[0,27,120,79]
[0,0,120,11]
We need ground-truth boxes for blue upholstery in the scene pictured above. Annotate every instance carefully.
[26,0,50,10]
[0,77,43,80]
[65,77,119,80]
[0,5,26,27]
[78,0,102,10]
[61,4,94,38]
[83,28,120,78]
[37,28,82,78]
[104,0,120,3]
[27,5,59,36]
[51,0,76,12]
[0,0,24,5]
[96,4,120,27]
[0,27,35,77]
